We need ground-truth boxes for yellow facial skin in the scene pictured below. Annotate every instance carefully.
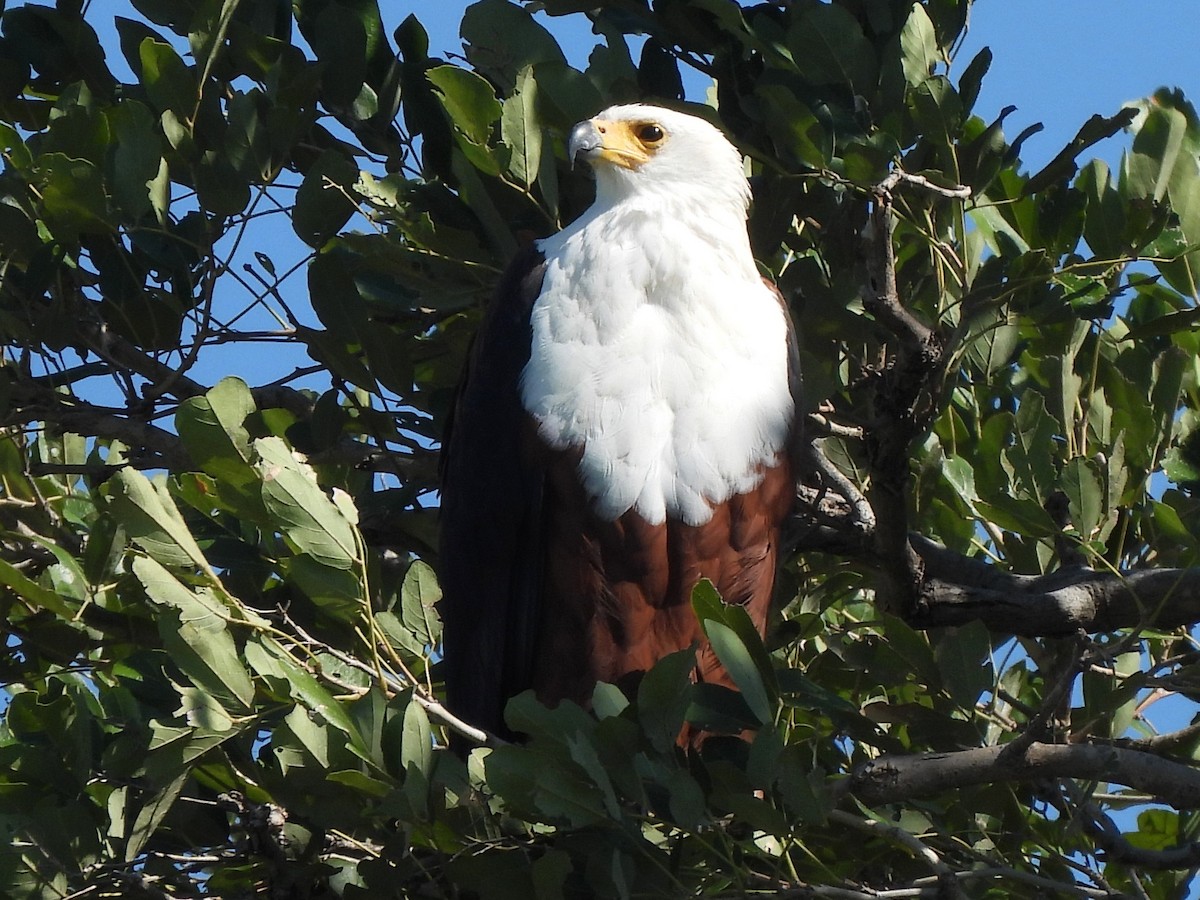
[576,118,668,170]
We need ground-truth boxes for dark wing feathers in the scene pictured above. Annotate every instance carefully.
[763,277,805,466]
[438,244,547,740]
[439,257,801,746]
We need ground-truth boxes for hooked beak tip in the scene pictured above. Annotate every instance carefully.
[567,119,602,171]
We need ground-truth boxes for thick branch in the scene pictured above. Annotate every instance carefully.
[912,546,1200,635]
[858,190,946,615]
[841,741,1200,808]
[786,521,1200,636]
[5,386,191,470]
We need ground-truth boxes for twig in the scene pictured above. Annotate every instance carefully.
[1045,781,1200,871]
[828,810,965,899]
[876,168,972,200]
[806,411,865,440]
[999,633,1084,760]
[804,442,875,531]
[279,609,505,749]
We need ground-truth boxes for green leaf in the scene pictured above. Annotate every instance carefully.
[451,148,516,257]
[636,648,696,752]
[1124,104,1189,204]
[293,150,361,247]
[175,376,257,485]
[942,455,979,506]
[501,65,541,188]
[138,36,196,115]
[707,630,770,723]
[256,436,359,569]
[125,771,187,862]
[957,46,991,114]
[289,555,362,614]
[663,766,706,831]
[486,745,610,828]
[933,622,993,709]
[788,3,876,94]
[1077,158,1126,259]
[285,703,330,766]
[1025,109,1138,195]
[564,731,620,819]
[400,699,433,777]
[245,637,367,750]
[105,100,164,220]
[755,83,827,169]
[691,579,778,704]
[964,309,1020,377]
[1007,391,1057,504]
[1062,456,1104,538]
[532,850,573,900]
[591,682,629,719]
[686,682,759,734]
[0,557,77,619]
[899,2,938,87]
[36,152,110,237]
[426,64,501,162]
[503,690,596,743]
[108,468,213,573]
[400,560,442,648]
[133,556,255,710]
[461,0,566,89]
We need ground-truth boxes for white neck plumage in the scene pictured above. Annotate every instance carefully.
[522,163,793,526]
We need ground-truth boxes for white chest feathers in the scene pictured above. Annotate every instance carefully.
[520,202,794,526]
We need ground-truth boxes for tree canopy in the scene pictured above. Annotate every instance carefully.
[2,0,1200,897]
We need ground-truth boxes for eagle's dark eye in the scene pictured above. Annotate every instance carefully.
[637,123,665,144]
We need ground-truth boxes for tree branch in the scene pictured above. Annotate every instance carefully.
[787,522,1200,637]
[840,740,1200,808]
[912,547,1200,635]
[1043,781,1200,872]
[5,385,191,470]
[853,176,955,617]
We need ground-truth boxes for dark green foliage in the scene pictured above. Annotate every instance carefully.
[1,1,1199,897]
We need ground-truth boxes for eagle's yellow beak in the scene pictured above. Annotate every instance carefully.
[568,117,664,171]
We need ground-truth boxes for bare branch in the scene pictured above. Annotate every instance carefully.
[840,740,1200,809]
[5,386,190,470]
[803,441,875,531]
[1112,720,1200,754]
[81,321,208,401]
[806,411,864,440]
[876,168,972,200]
[913,552,1200,635]
[862,201,937,352]
[859,195,943,615]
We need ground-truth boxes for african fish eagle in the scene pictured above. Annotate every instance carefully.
[438,103,801,741]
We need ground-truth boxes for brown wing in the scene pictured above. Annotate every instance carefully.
[438,244,547,741]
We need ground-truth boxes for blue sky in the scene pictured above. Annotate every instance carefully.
[411,0,1198,171]
[958,0,1200,169]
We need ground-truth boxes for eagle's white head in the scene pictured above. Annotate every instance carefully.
[567,103,751,216]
